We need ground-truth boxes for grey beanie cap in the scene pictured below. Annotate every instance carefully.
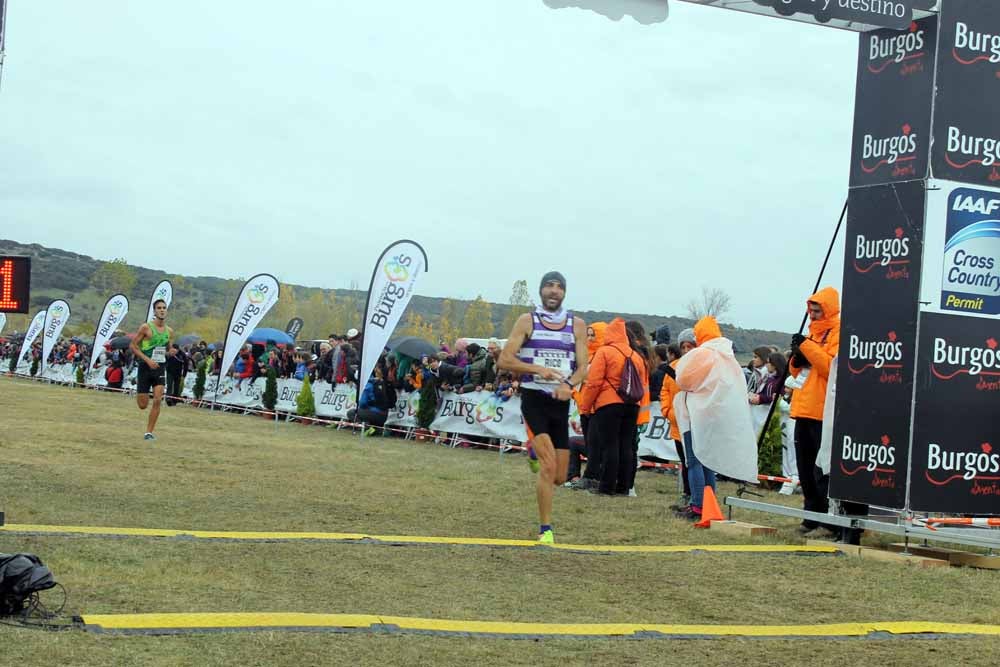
[677,328,696,345]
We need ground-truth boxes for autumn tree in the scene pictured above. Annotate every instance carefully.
[437,299,460,347]
[398,312,436,341]
[686,286,732,321]
[501,279,533,334]
[461,296,494,338]
[90,258,137,297]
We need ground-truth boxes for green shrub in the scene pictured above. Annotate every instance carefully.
[194,361,207,400]
[296,375,316,417]
[262,367,278,411]
[757,400,785,478]
[416,375,438,429]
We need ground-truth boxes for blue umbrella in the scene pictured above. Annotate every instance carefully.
[247,327,293,346]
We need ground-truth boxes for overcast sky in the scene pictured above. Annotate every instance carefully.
[0,0,856,331]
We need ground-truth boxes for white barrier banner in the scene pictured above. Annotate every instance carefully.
[41,300,71,375]
[638,401,680,461]
[385,391,421,429]
[429,390,527,441]
[0,312,6,336]
[314,381,358,419]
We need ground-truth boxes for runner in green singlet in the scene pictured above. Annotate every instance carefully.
[130,299,172,441]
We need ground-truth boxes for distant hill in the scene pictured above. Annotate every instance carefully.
[0,239,791,355]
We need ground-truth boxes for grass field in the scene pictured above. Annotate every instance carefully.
[1,377,998,666]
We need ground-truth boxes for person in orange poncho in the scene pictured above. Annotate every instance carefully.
[674,317,758,520]
[568,322,606,489]
[578,318,650,496]
[789,287,841,536]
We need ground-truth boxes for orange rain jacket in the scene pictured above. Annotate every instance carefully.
[790,287,841,422]
[574,321,606,415]
[658,359,681,442]
[578,319,650,415]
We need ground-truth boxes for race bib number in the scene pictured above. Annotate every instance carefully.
[152,347,166,363]
[532,350,572,384]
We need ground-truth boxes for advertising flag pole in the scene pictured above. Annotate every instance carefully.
[745,199,848,503]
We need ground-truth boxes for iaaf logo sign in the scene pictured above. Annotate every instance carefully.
[860,124,919,178]
[925,442,1000,495]
[839,434,897,489]
[944,126,1000,182]
[950,21,1000,68]
[931,336,1000,391]
[868,22,927,75]
[853,227,911,280]
[847,332,904,383]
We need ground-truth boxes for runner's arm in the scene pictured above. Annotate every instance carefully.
[565,316,589,388]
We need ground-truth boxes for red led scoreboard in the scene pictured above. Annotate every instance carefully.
[0,256,31,313]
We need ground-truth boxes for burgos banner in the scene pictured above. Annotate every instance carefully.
[89,294,129,370]
[219,274,280,379]
[17,309,46,368]
[940,187,1000,316]
[41,300,71,374]
[359,240,428,390]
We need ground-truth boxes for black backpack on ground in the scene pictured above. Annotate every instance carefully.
[0,553,57,617]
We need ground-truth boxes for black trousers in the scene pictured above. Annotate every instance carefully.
[794,417,833,529]
[581,414,602,481]
[594,403,640,494]
[166,372,183,405]
[674,439,691,496]
[567,439,587,480]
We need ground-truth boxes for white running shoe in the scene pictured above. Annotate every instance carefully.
[627,487,638,498]
[778,482,794,495]
[143,432,156,441]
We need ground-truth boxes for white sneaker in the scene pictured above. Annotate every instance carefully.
[627,487,637,498]
[778,482,794,495]
[143,432,156,441]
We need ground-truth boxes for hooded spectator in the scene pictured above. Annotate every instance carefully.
[674,317,758,519]
[568,321,607,489]
[578,318,650,496]
[789,286,841,537]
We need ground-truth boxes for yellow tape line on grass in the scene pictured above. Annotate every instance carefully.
[0,523,838,554]
[76,613,1000,638]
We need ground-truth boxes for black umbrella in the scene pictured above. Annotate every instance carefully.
[389,336,438,360]
[109,335,134,350]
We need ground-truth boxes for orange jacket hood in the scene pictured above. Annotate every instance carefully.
[807,287,840,337]
[694,316,722,346]
[602,318,630,353]
[588,321,608,359]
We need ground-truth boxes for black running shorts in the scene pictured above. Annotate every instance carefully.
[520,388,570,450]
[136,363,165,394]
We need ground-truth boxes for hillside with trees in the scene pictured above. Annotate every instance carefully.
[0,239,791,354]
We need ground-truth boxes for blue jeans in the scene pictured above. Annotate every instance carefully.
[683,431,716,511]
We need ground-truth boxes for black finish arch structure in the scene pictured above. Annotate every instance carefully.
[685,0,999,519]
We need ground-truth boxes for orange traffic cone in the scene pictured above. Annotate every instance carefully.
[694,486,725,529]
